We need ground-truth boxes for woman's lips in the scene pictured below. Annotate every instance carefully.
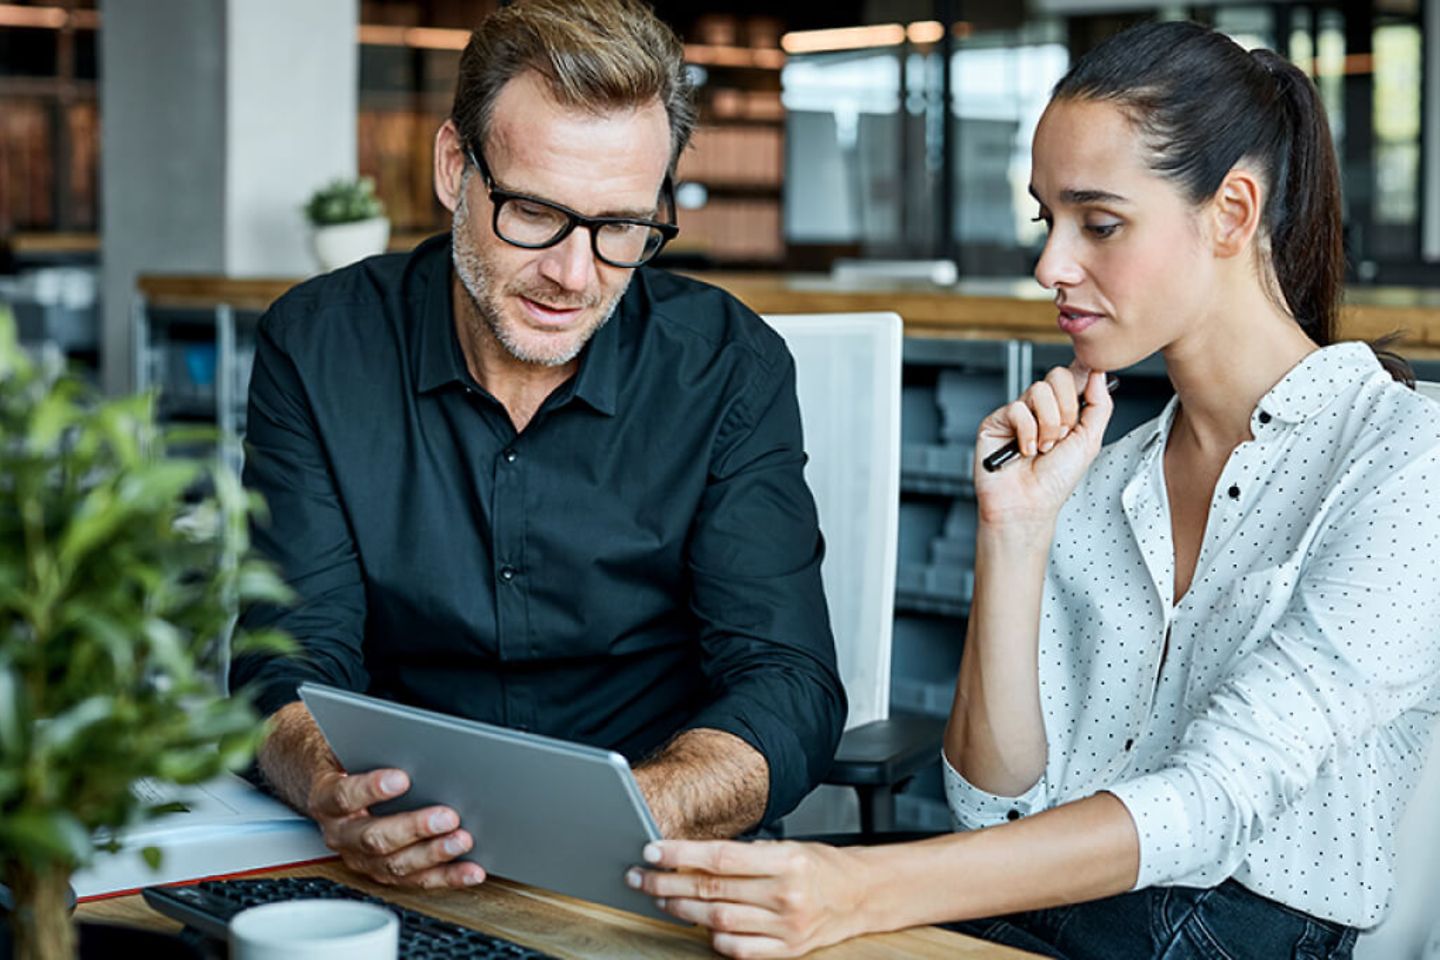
[1057,307,1102,335]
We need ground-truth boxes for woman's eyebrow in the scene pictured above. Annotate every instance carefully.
[1029,183,1131,206]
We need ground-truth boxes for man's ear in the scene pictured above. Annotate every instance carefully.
[434,120,468,214]
[1210,166,1264,259]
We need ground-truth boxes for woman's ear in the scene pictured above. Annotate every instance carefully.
[1209,166,1264,259]
[433,120,468,214]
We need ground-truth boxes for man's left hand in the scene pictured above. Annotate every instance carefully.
[627,839,869,958]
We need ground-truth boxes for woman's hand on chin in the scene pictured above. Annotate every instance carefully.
[628,839,873,958]
[974,365,1114,530]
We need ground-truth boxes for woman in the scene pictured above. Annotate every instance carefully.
[628,20,1440,960]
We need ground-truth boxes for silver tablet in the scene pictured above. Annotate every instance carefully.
[298,682,670,921]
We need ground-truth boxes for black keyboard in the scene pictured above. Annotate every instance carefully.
[142,876,560,959]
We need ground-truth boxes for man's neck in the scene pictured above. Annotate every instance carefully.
[452,275,577,433]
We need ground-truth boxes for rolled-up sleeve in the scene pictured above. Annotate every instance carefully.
[229,306,370,717]
[682,350,847,824]
[943,751,1048,829]
[1108,453,1440,890]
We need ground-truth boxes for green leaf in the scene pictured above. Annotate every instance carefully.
[0,808,93,865]
[141,845,163,870]
[36,695,115,752]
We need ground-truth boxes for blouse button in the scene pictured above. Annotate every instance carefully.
[1258,411,1272,425]
[1006,809,1021,821]
[1228,484,1241,500]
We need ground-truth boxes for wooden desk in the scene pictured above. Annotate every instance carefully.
[77,861,1039,958]
[135,270,1440,360]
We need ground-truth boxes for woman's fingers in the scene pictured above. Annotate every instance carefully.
[1025,380,1062,453]
[643,839,798,876]
[1046,365,1081,435]
[659,896,791,938]
[1077,369,1114,440]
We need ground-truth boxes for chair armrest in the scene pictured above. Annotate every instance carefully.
[824,714,947,788]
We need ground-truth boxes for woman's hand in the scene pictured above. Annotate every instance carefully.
[628,839,871,958]
[973,365,1114,528]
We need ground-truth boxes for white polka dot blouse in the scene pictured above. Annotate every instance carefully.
[944,342,1440,928]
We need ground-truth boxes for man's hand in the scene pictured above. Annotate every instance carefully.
[257,701,483,889]
[307,768,486,889]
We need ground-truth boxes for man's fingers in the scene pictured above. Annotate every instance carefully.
[316,768,409,817]
[332,805,459,858]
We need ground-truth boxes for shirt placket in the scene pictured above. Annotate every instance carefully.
[1120,442,1176,755]
[491,437,533,731]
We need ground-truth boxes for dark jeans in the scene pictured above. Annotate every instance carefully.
[947,880,1358,960]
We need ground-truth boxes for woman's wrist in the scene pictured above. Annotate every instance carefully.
[976,515,1058,556]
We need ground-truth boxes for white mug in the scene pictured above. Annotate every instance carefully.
[228,898,398,960]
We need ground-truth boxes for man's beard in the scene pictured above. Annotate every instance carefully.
[451,180,627,368]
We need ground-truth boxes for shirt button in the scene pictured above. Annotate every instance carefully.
[498,565,517,582]
[1005,809,1021,821]
[1228,484,1241,500]
[502,448,518,463]
[1258,411,1272,425]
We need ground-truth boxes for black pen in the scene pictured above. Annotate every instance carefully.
[981,373,1120,473]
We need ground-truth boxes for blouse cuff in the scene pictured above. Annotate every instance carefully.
[1104,772,1199,890]
[942,750,1047,830]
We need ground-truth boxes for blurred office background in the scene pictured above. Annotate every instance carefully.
[0,0,1435,392]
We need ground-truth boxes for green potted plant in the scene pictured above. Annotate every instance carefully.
[304,175,391,272]
[0,308,291,960]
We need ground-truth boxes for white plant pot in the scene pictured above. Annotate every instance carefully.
[310,217,391,272]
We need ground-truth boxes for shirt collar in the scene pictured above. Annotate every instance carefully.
[1254,341,1380,424]
[1135,341,1381,451]
[412,234,623,417]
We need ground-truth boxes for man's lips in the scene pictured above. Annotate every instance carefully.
[518,295,588,327]
[1057,305,1103,335]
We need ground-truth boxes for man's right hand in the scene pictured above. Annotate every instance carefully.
[257,701,484,890]
[307,767,486,889]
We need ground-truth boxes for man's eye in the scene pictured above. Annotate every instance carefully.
[514,202,555,221]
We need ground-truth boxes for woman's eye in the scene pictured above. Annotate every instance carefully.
[1086,221,1121,238]
[1030,210,1052,229]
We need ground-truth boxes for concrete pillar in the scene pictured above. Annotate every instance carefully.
[100,0,357,395]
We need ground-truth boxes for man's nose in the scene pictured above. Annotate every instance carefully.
[537,227,598,292]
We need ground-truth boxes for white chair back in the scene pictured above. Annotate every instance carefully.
[762,313,903,730]
[1356,379,1440,959]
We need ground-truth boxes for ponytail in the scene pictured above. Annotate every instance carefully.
[1055,22,1414,385]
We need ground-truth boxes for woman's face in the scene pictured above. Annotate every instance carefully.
[1030,97,1216,372]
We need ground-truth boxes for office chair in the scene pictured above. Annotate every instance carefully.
[763,312,946,838]
[1355,379,1440,960]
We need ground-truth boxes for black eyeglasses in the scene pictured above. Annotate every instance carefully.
[465,142,679,268]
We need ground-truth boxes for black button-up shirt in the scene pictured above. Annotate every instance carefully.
[231,235,846,822]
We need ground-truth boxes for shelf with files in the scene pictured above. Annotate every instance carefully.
[133,297,263,476]
[887,336,1174,830]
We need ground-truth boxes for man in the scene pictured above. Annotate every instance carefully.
[231,0,845,890]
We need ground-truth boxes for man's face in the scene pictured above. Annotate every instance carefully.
[451,72,673,368]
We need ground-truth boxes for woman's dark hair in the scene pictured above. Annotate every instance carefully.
[1053,20,1413,385]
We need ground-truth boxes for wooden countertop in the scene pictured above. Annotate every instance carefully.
[78,860,1040,959]
[134,270,1440,357]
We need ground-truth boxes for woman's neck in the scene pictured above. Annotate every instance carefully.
[1161,282,1319,457]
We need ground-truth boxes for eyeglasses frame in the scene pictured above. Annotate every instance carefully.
[464,140,679,269]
